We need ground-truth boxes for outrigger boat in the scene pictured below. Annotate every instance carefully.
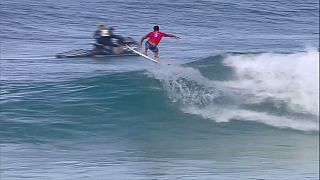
[56,37,140,58]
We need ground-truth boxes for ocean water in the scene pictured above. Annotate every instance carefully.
[0,0,319,179]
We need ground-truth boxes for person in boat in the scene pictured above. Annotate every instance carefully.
[106,27,126,54]
[94,24,113,46]
[140,25,180,58]
[93,24,125,54]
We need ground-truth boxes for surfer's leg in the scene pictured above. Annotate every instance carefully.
[153,47,159,58]
[144,47,148,56]
[154,51,159,59]
[144,41,149,56]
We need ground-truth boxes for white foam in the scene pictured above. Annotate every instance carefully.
[223,50,319,116]
[148,49,319,131]
[185,106,319,131]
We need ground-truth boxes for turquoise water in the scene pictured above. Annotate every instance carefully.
[1,0,319,179]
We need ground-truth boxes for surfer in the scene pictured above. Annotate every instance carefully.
[140,25,179,58]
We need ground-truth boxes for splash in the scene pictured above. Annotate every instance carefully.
[149,65,221,108]
[148,50,319,131]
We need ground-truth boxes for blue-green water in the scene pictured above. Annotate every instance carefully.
[1,0,319,179]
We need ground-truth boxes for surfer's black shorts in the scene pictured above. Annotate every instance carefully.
[145,41,158,52]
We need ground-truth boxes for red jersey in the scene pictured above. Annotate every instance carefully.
[146,31,170,45]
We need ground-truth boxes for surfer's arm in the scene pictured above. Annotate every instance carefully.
[164,33,180,39]
[140,34,149,46]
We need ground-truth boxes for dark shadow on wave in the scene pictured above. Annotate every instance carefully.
[185,54,235,81]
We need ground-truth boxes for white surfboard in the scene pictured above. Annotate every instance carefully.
[126,45,158,63]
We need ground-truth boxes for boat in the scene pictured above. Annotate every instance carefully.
[56,37,140,58]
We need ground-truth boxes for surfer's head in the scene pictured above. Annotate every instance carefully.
[153,25,159,31]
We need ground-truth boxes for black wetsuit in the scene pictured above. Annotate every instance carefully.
[97,36,113,46]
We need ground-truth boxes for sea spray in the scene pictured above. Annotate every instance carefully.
[148,50,319,131]
[148,64,221,108]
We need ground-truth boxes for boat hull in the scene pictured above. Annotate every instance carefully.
[56,37,140,58]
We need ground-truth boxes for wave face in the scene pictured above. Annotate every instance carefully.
[3,50,318,179]
[149,50,319,131]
